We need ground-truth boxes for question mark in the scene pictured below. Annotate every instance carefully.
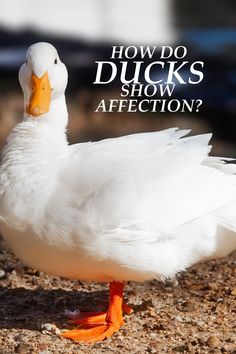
[196,99,202,112]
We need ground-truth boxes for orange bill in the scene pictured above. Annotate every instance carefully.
[26,72,51,117]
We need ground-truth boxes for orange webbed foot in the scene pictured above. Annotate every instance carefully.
[61,281,129,343]
[61,323,119,342]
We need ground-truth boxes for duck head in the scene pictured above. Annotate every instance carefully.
[19,42,68,119]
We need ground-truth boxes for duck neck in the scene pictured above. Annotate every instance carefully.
[23,94,69,130]
[1,94,69,174]
[0,94,69,224]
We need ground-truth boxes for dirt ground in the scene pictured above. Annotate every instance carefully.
[0,237,235,354]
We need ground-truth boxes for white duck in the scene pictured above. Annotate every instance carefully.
[0,42,236,342]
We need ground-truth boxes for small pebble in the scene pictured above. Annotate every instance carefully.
[206,335,220,348]
[0,269,5,278]
[208,282,218,291]
[148,307,157,317]
[41,323,60,336]
[231,287,236,296]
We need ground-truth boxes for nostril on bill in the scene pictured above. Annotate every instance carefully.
[32,106,41,115]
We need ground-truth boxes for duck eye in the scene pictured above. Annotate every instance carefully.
[25,60,28,64]
[54,58,58,65]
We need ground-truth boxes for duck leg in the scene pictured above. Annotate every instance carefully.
[61,281,130,342]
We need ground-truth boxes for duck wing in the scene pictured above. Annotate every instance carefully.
[59,128,236,237]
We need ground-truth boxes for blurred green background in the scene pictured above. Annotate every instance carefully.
[0,0,236,157]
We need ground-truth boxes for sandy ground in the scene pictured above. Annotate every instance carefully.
[0,236,235,354]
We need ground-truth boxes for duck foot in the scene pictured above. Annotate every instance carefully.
[61,323,120,342]
[61,281,128,342]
